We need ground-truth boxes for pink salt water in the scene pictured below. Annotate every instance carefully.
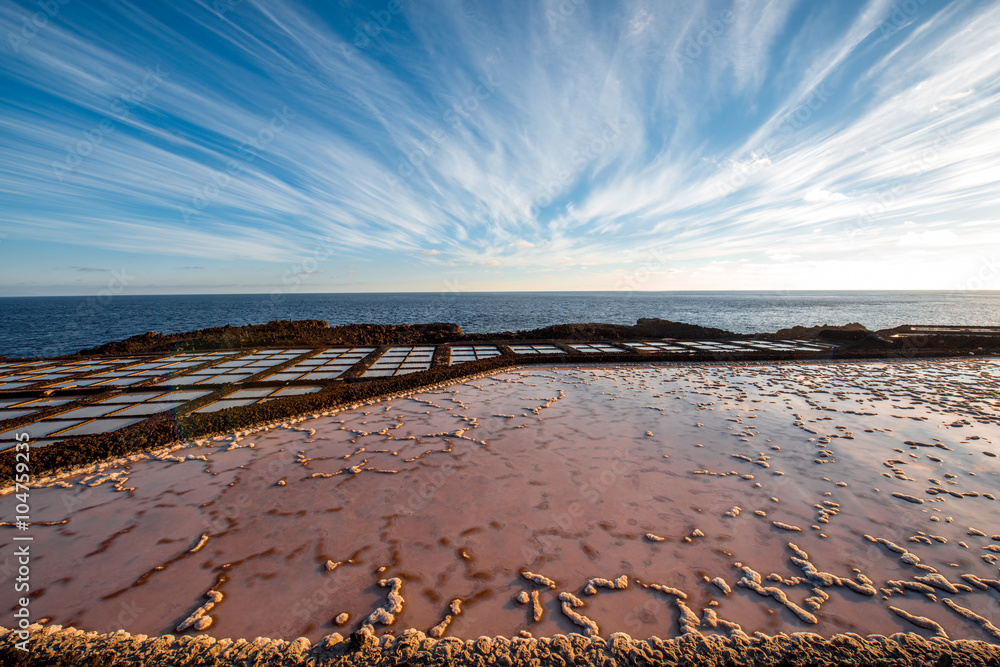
[2,359,1000,643]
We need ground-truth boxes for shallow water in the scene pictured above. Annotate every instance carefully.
[2,359,999,642]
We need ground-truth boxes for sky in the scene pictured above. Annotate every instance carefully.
[1,0,998,296]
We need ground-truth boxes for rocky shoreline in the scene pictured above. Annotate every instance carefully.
[5,318,994,360]
[3,624,999,666]
[67,319,737,356]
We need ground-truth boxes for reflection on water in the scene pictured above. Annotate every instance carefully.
[2,359,999,642]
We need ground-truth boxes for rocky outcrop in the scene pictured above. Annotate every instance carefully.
[511,319,736,341]
[79,320,465,355]
[769,323,868,339]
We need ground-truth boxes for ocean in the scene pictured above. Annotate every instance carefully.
[1,290,998,359]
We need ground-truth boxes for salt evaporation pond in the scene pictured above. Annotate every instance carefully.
[3,359,1000,643]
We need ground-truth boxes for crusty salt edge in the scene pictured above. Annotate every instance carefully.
[530,590,544,622]
[888,606,949,638]
[521,570,557,588]
[913,573,974,594]
[700,608,746,637]
[888,580,936,596]
[429,599,462,638]
[709,577,732,595]
[961,574,1000,592]
[864,534,937,572]
[736,565,818,625]
[5,624,998,666]
[583,575,628,595]
[941,598,1000,642]
[772,521,802,532]
[644,582,687,600]
[362,578,404,630]
[675,599,701,635]
[559,592,599,637]
[786,544,876,597]
[0,441,193,496]
[176,590,223,632]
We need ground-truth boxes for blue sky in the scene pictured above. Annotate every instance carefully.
[1,0,998,296]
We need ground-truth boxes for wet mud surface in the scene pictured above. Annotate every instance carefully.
[2,359,999,645]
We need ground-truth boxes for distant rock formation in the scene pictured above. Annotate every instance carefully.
[506,318,735,342]
[80,320,465,355]
[769,323,868,339]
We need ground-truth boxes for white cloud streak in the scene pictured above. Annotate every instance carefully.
[0,0,997,289]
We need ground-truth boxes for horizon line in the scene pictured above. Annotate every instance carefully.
[3,288,1000,298]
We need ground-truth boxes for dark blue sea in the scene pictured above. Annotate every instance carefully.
[1,291,998,359]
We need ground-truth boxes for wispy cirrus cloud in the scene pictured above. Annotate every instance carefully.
[0,0,998,293]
